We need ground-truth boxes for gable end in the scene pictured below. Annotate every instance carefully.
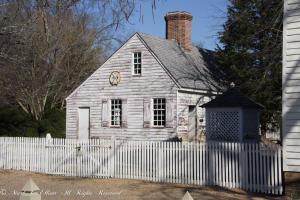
[66,32,180,101]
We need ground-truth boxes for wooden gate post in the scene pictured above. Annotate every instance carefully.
[45,133,52,174]
[158,142,162,182]
[111,136,116,178]
[207,142,212,185]
[76,140,81,177]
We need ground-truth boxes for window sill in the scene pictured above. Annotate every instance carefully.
[152,126,166,129]
[110,126,121,128]
[132,74,142,77]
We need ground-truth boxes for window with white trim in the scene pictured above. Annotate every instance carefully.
[133,52,142,75]
[111,99,122,126]
[153,98,166,127]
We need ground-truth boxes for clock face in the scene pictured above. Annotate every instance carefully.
[109,71,121,86]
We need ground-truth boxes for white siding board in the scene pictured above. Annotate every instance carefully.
[285,85,300,93]
[285,125,300,132]
[287,34,300,42]
[286,145,300,152]
[287,22,300,30]
[287,152,300,159]
[287,48,300,55]
[288,0,300,4]
[287,28,300,36]
[286,119,300,126]
[287,41,300,48]
[286,60,300,67]
[284,67,300,74]
[286,159,300,165]
[286,54,300,61]
[286,10,300,18]
[287,2,300,10]
[286,97,300,106]
[287,15,300,23]
[285,132,300,139]
[283,106,300,112]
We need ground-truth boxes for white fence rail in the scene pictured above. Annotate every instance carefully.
[0,137,283,195]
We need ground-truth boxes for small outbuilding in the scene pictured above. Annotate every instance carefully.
[201,88,264,142]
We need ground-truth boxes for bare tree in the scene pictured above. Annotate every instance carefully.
[0,0,140,120]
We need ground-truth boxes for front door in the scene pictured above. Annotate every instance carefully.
[188,106,197,142]
[78,107,90,140]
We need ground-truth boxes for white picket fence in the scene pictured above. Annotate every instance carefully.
[0,137,283,195]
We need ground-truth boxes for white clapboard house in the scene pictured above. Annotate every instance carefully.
[66,11,221,141]
[283,0,300,172]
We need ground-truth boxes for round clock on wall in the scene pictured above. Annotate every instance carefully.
[109,71,121,86]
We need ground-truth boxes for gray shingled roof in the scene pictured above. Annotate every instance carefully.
[137,32,222,91]
[201,88,264,109]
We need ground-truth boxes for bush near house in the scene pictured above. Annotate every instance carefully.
[0,106,65,138]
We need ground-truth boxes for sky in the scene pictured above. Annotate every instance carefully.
[125,0,229,50]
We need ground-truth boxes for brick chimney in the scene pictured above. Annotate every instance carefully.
[165,11,193,51]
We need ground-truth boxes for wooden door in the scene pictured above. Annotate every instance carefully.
[188,106,197,142]
[78,108,90,140]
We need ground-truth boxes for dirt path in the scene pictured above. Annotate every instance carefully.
[0,170,291,200]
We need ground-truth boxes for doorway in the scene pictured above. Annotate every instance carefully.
[188,105,197,142]
[78,107,90,140]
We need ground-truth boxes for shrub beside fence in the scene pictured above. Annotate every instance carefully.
[0,137,282,195]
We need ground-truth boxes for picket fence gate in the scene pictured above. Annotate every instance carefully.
[0,137,283,195]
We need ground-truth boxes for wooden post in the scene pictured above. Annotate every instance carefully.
[45,133,52,174]
[111,136,116,178]
[158,142,162,182]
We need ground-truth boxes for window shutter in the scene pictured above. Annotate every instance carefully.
[121,99,128,128]
[101,99,109,127]
[166,98,175,128]
[143,99,151,128]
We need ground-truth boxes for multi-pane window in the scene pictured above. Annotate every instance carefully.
[153,98,166,127]
[111,99,122,126]
[133,52,142,75]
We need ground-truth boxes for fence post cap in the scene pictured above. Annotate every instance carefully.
[46,133,52,140]
[182,191,193,200]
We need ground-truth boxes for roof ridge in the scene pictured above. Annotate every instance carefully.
[137,32,176,44]
[137,32,216,52]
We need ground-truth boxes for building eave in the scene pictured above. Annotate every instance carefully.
[178,87,221,95]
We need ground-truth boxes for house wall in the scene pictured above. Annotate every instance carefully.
[283,0,300,171]
[66,34,179,141]
[177,91,212,141]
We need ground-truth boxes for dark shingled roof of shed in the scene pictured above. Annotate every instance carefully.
[201,88,264,109]
[137,32,222,91]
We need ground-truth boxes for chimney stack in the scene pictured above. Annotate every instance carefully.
[165,11,193,51]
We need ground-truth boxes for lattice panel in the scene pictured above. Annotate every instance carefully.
[206,111,240,141]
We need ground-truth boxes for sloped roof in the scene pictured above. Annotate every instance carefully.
[201,88,264,109]
[66,32,223,100]
[137,32,222,91]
